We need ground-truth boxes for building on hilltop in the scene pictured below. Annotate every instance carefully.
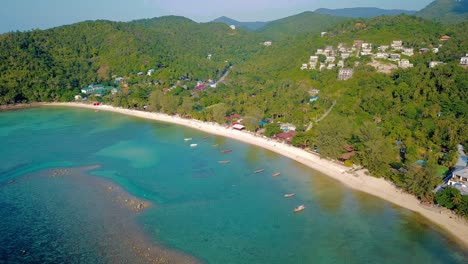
[338,68,354,80]
[229,25,236,30]
[300,63,308,70]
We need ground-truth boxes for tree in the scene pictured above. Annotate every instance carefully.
[355,122,394,177]
[315,115,352,160]
[264,123,282,137]
[404,160,440,202]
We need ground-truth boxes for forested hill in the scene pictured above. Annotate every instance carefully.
[416,0,468,24]
[255,12,349,41]
[314,7,416,18]
[0,16,262,103]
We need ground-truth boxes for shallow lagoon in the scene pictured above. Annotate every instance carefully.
[0,107,466,263]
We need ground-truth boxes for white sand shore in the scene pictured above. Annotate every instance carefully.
[48,102,468,247]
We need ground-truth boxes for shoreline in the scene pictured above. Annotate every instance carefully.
[46,102,468,248]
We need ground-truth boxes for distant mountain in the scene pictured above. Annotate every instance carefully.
[416,0,468,24]
[212,16,267,31]
[255,11,348,40]
[314,7,416,18]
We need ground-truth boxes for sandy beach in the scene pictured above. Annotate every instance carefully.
[47,102,468,248]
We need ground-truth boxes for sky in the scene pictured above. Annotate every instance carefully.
[0,0,435,33]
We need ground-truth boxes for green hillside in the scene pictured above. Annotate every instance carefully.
[255,11,349,40]
[0,16,262,103]
[416,0,468,24]
[315,7,416,18]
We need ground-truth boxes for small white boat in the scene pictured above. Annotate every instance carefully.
[293,205,305,213]
[284,193,295,198]
[218,160,230,164]
[184,138,192,141]
[254,169,265,174]
[272,172,281,177]
[190,143,198,147]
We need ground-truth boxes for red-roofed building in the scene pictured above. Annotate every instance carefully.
[341,144,355,161]
[273,131,297,142]
[162,88,170,93]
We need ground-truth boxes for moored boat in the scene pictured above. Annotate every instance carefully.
[218,160,230,164]
[272,172,281,177]
[284,193,295,198]
[190,143,198,147]
[221,149,232,153]
[254,169,265,173]
[293,205,305,213]
[184,138,192,141]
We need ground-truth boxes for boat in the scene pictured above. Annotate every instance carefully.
[190,143,198,147]
[218,160,230,164]
[254,169,265,173]
[221,149,233,153]
[293,205,305,213]
[284,193,295,198]
[184,138,192,141]
[272,172,281,177]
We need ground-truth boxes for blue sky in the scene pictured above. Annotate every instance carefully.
[1,0,434,33]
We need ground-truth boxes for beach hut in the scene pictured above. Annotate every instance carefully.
[232,124,245,130]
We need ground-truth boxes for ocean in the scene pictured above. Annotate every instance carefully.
[0,106,466,263]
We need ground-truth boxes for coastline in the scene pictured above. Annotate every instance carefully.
[46,102,468,248]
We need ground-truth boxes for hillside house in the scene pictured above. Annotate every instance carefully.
[309,56,319,69]
[375,52,389,59]
[300,64,308,70]
[229,25,236,30]
[341,52,350,59]
[398,59,413,69]
[337,60,344,68]
[460,56,468,66]
[391,40,403,50]
[378,45,389,52]
[327,64,336,70]
[389,54,401,61]
[338,68,354,80]
[263,41,272,46]
[429,61,446,68]
[353,40,364,49]
[324,46,334,56]
[321,32,327,37]
[326,56,336,63]
[147,69,155,76]
[316,49,324,55]
[207,54,212,59]
[319,63,326,71]
[402,48,414,56]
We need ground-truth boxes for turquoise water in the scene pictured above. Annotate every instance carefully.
[0,106,467,263]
